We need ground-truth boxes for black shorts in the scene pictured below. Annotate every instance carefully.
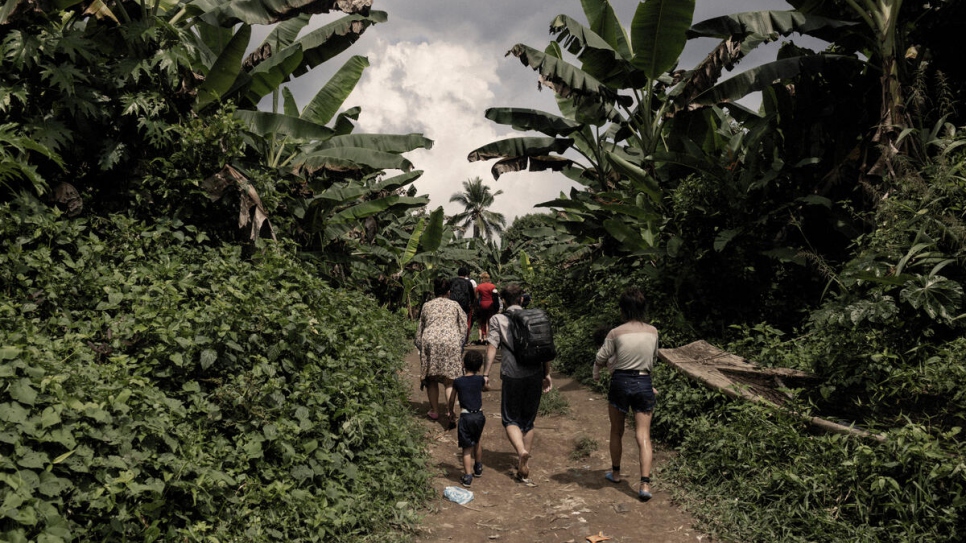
[500,372,543,433]
[457,411,486,448]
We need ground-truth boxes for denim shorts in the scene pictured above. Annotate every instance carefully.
[608,371,656,414]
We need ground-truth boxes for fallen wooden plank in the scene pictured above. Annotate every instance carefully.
[659,340,885,442]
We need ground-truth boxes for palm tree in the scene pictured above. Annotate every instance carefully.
[448,177,506,241]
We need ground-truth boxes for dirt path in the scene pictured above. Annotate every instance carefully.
[404,346,709,543]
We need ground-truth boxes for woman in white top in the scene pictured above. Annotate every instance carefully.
[593,287,658,502]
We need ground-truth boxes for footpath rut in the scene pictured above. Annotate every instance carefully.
[403,346,710,543]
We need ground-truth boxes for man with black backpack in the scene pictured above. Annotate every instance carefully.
[481,284,554,485]
[450,267,474,346]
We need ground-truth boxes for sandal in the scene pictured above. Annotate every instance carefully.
[639,476,652,502]
[426,410,439,421]
[605,466,621,483]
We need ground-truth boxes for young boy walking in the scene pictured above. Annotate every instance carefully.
[449,350,487,487]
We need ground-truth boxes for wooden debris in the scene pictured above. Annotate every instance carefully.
[659,340,885,441]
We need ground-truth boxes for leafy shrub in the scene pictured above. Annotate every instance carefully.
[570,436,598,461]
[538,388,570,416]
[0,196,429,542]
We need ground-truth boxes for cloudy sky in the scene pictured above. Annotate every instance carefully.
[282,0,803,224]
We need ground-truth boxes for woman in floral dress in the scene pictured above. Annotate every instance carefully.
[416,277,468,428]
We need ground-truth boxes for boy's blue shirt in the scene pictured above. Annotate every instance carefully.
[453,374,485,411]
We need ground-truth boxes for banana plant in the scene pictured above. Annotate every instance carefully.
[471,0,866,262]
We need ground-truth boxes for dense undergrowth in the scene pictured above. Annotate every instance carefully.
[0,196,429,542]
[533,168,966,542]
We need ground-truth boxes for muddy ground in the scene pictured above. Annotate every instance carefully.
[403,346,711,543]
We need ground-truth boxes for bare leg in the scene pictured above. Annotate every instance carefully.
[426,380,439,416]
[505,425,533,478]
[608,404,626,482]
[443,378,455,419]
[473,441,483,466]
[634,410,653,493]
[462,447,474,475]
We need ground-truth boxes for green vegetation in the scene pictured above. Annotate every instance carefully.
[0,196,428,541]
[538,387,570,417]
[3,0,966,541]
[569,436,599,462]
[479,1,966,541]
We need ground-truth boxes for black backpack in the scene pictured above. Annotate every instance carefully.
[505,308,556,366]
[450,277,473,313]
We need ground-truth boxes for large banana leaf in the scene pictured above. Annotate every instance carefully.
[483,108,583,137]
[420,207,445,253]
[550,14,642,89]
[467,137,573,162]
[507,44,617,103]
[243,45,304,106]
[195,24,251,111]
[261,12,311,49]
[371,170,423,193]
[690,54,860,107]
[398,216,425,271]
[688,10,856,42]
[579,0,632,58]
[629,0,694,79]
[235,110,334,141]
[300,55,369,125]
[193,0,371,27]
[605,152,661,204]
[603,218,657,253]
[285,11,386,79]
[332,195,427,222]
[307,133,433,154]
[295,147,415,174]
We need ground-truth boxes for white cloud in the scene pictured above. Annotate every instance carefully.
[347,38,577,224]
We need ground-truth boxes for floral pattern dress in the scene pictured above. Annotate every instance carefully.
[415,296,467,381]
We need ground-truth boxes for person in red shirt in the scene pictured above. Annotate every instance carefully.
[473,272,499,344]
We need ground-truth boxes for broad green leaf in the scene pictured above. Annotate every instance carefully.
[691,54,860,107]
[484,108,583,137]
[630,0,695,79]
[301,56,370,125]
[282,87,300,117]
[18,450,48,469]
[196,25,251,112]
[244,45,304,106]
[235,110,334,141]
[506,44,615,102]
[200,349,218,370]
[332,196,426,222]
[283,12,388,80]
[714,228,741,251]
[296,148,415,174]
[400,218,425,269]
[688,10,856,42]
[603,218,653,252]
[195,0,373,26]
[261,13,311,50]
[605,151,662,204]
[420,207,445,253]
[0,345,22,360]
[0,402,29,424]
[308,133,433,154]
[467,137,574,162]
[580,0,632,58]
